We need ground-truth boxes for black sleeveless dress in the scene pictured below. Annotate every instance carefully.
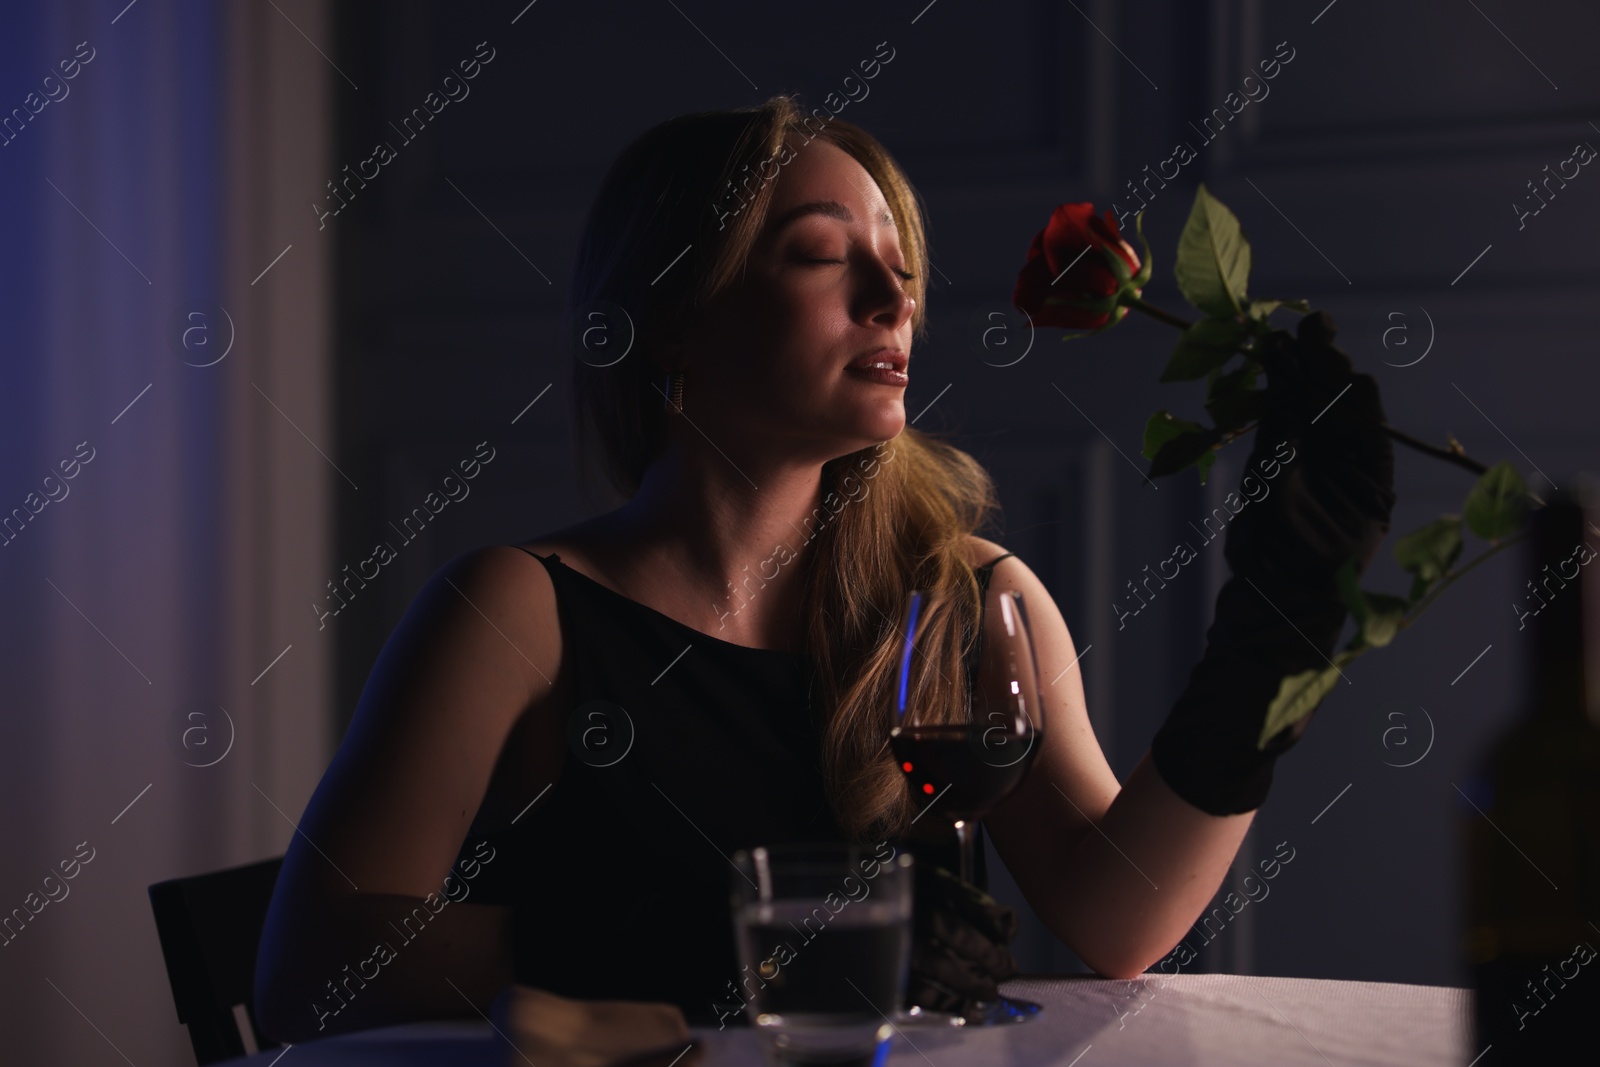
[455,547,1016,1024]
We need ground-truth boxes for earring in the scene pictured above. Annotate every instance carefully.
[664,369,685,413]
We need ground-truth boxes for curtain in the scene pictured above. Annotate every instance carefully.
[0,1,334,1061]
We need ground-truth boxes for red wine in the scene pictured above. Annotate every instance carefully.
[890,723,1041,820]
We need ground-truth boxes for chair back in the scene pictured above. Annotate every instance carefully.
[148,856,284,1065]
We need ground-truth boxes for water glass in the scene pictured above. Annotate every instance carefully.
[729,842,915,1067]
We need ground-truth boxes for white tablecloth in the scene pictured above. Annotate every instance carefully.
[218,974,1473,1067]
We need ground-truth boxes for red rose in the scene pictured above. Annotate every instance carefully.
[1013,203,1147,332]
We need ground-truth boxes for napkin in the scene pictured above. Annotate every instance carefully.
[490,985,706,1067]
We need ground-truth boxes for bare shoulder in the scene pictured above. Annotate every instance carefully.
[962,535,1038,592]
[435,542,558,642]
[452,525,621,696]
[361,543,569,735]
[377,541,575,825]
[458,515,613,643]
[960,534,1063,619]
[962,533,1013,571]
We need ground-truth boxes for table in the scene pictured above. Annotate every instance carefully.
[217,974,1473,1067]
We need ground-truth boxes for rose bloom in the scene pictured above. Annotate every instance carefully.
[1012,203,1144,331]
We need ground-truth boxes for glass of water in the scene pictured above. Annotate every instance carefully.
[729,842,915,1067]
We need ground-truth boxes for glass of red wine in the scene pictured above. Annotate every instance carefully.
[888,583,1045,1025]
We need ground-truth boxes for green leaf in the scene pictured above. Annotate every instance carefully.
[1335,558,1367,627]
[1393,515,1464,593]
[1333,557,1408,648]
[1142,410,1199,460]
[1247,298,1310,320]
[1141,411,1220,482]
[1258,665,1342,749]
[1160,318,1250,382]
[1205,358,1260,398]
[1206,390,1266,435]
[1463,461,1530,541]
[1204,361,1266,432]
[1150,430,1220,481]
[1175,184,1252,319]
[1360,593,1409,648]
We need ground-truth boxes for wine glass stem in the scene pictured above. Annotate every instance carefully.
[954,819,976,884]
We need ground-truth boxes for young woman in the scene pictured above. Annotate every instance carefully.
[254,95,1393,1041]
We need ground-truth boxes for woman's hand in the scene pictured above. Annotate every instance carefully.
[1225,310,1396,594]
[1149,312,1397,816]
[906,862,1020,1015]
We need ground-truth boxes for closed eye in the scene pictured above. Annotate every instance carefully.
[802,257,915,281]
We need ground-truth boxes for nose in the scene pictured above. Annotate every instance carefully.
[861,259,916,332]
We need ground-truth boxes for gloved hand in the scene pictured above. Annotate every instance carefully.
[1150,311,1397,816]
[906,862,1020,1016]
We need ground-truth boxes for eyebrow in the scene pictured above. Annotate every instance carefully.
[768,200,897,233]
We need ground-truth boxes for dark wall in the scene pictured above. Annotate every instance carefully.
[325,0,1600,987]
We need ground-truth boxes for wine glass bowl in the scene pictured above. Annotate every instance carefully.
[887,583,1047,1026]
[890,587,1046,829]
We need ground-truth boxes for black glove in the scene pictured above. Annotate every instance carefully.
[1150,311,1397,815]
[906,862,1020,1015]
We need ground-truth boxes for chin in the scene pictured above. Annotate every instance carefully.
[791,394,904,461]
[828,416,904,460]
[866,408,906,442]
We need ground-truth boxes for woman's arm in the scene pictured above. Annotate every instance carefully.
[970,539,1256,979]
[254,546,569,1042]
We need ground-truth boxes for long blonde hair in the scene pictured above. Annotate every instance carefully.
[568,95,999,842]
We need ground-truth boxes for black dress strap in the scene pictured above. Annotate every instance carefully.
[964,550,1016,681]
[975,551,1017,588]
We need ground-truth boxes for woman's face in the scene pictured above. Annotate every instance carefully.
[678,135,918,464]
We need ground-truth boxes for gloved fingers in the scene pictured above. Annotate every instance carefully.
[905,969,967,1013]
[914,900,1018,965]
[1240,464,1389,574]
[1302,457,1395,570]
[925,908,1020,980]
[909,937,1001,1002]
[1251,313,1383,429]
[1223,317,1396,586]
[915,864,1020,944]
[909,862,1022,1017]
[941,891,1019,946]
[1288,374,1392,496]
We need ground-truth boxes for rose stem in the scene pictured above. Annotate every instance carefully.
[1119,296,1493,477]
[1121,295,1193,332]
[1381,426,1487,477]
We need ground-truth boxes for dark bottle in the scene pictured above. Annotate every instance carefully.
[1460,483,1600,1060]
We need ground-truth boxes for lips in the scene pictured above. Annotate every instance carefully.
[845,346,910,388]
[847,348,907,372]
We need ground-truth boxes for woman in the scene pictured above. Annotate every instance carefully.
[254,94,1393,1041]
